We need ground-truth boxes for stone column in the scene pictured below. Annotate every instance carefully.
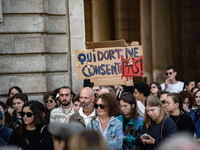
[151,0,173,83]
[140,0,152,84]
[92,0,112,42]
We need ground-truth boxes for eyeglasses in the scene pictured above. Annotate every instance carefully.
[161,100,165,104]
[20,112,34,118]
[164,101,171,105]
[94,104,105,109]
[165,72,173,75]
[120,105,131,109]
[150,86,156,89]
[44,99,54,103]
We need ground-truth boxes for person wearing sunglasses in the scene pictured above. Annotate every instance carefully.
[165,93,195,135]
[86,93,123,150]
[160,65,184,93]
[9,100,53,150]
[149,82,162,97]
[117,92,143,149]
[43,92,57,112]
[159,91,170,108]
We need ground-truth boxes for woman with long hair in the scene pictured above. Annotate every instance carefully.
[135,95,178,150]
[86,93,123,150]
[165,93,195,135]
[117,92,143,149]
[6,86,23,117]
[9,100,53,150]
[189,89,200,138]
[8,93,28,129]
[149,82,162,97]
[179,91,194,112]
[183,79,195,95]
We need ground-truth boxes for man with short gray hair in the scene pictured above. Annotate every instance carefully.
[69,87,97,127]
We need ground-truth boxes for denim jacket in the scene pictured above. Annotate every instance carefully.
[86,116,123,150]
[189,108,200,138]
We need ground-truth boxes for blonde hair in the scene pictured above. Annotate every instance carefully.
[144,95,166,128]
[68,130,108,150]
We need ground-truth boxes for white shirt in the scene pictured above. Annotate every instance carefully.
[50,102,74,123]
[137,100,145,117]
[161,81,184,93]
[79,107,96,126]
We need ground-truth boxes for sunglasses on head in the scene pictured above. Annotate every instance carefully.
[94,104,105,109]
[150,86,156,89]
[165,72,173,75]
[20,112,34,117]
[161,100,166,104]
[44,99,54,103]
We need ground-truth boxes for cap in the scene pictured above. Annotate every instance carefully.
[48,122,84,142]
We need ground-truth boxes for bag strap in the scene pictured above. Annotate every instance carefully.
[91,121,93,129]
[161,117,166,137]
[125,125,132,136]
[40,125,47,134]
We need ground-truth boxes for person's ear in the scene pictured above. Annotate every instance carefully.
[158,105,161,111]
[132,104,135,108]
[175,102,179,108]
[92,96,95,103]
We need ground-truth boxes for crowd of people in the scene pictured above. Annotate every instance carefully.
[0,65,200,150]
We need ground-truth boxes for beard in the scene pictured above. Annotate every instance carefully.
[61,100,71,106]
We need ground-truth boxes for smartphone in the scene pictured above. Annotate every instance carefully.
[141,134,150,140]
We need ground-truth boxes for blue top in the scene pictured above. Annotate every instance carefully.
[86,116,123,150]
[189,108,200,138]
[135,118,178,150]
[117,115,143,149]
[0,124,13,145]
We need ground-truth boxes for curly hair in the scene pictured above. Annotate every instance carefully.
[95,93,119,117]
[134,82,150,97]
[43,91,56,102]
[179,91,194,109]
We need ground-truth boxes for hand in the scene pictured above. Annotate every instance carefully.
[113,137,117,141]
[65,115,70,122]
[164,78,171,90]
[140,134,155,145]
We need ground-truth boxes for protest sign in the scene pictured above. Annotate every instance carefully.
[75,41,144,86]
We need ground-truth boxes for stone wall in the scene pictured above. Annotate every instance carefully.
[0,0,85,103]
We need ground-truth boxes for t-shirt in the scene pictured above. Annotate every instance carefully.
[137,101,145,117]
[161,81,184,93]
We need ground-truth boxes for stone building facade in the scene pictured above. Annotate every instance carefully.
[1,0,200,102]
[0,0,85,102]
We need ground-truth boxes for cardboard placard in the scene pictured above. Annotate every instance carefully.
[75,45,144,86]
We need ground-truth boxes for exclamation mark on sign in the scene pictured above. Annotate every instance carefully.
[140,57,143,76]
